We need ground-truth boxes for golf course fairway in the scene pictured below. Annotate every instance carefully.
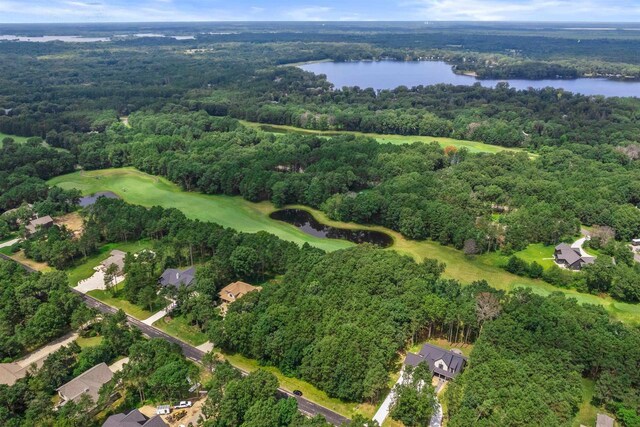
[48,167,640,324]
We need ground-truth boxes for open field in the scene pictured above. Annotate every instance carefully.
[0,132,28,146]
[479,243,557,270]
[48,168,640,323]
[48,168,353,253]
[239,120,533,156]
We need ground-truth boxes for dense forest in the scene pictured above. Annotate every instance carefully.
[2,23,640,426]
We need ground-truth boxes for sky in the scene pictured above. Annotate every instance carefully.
[1,0,640,23]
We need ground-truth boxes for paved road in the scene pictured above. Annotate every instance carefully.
[3,254,351,426]
[74,290,350,426]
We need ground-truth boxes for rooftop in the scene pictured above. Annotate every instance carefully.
[219,281,261,303]
[57,362,114,405]
[159,267,196,288]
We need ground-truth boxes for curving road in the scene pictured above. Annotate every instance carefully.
[74,290,350,426]
[3,254,350,426]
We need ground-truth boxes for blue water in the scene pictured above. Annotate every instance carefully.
[300,61,640,98]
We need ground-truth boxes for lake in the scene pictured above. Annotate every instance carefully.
[270,209,393,248]
[300,60,640,97]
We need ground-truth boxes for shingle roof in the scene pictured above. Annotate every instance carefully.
[103,409,168,427]
[0,363,28,386]
[218,281,261,303]
[26,215,54,233]
[57,362,113,405]
[159,267,196,288]
[596,413,615,427]
[102,250,127,274]
[405,343,467,379]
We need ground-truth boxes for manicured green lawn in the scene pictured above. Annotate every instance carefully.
[239,120,534,156]
[48,168,640,324]
[153,316,208,347]
[87,283,161,320]
[0,132,28,146]
[66,240,153,286]
[76,336,104,348]
[479,243,557,270]
[48,168,352,253]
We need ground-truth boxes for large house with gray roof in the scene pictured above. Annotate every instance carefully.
[404,343,467,380]
[103,409,167,427]
[554,243,595,271]
[159,267,196,289]
[57,362,114,406]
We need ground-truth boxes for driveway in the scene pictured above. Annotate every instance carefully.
[74,269,125,294]
[373,370,405,425]
[17,331,78,369]
[0,238,20,249]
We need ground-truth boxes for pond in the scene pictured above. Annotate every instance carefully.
[270,209,393,248]
[78,191,120,207]
[300,60,640,98]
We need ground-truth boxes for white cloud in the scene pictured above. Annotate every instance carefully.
[403,0,640,21]
[286,6,332,21]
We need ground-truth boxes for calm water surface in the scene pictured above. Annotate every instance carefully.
[78,191,120,207]
[300,61,640,97]
[270,209,393,248]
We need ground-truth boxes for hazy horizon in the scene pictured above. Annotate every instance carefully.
[1,1,640,24]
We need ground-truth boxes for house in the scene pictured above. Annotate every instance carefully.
[103,409,168,427]
[0,362,30,386]
[57,362,114,406]
[100,250,127,275]
[596,413,615,427]
[218,281,261,315]
[554,243,595,271]
[632,239,640,246]
[159,267,196,289]
[25,215,54,234]
[404,343,467,380]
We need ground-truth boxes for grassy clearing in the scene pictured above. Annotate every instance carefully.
[48,168,352,253]
[573,379,598,427]
[479,243,557,270]
[87,283,160,320]
[10,250,54,272]
[239,120,532,156]
[153,316,208,347]
[0,132,28,146]
[48,168,640,324]
[76,336,103,348]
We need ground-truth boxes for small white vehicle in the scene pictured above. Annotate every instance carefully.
[156,405,171,415]
[174,401,193,409]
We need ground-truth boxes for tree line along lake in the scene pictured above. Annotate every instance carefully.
[300,60,640,97]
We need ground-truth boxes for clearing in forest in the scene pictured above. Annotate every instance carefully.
[48,167,640,324]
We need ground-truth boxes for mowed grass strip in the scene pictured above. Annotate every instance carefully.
[48,168,352,253]
[48,168,640,324]
[239,120,532,156]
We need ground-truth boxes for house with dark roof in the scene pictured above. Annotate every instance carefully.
[57,362,114,406]
[159,267,196,289]
[404,343,467,380]
[103,409,168,427]
[25,215,54,234]
[554,243,595,271]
